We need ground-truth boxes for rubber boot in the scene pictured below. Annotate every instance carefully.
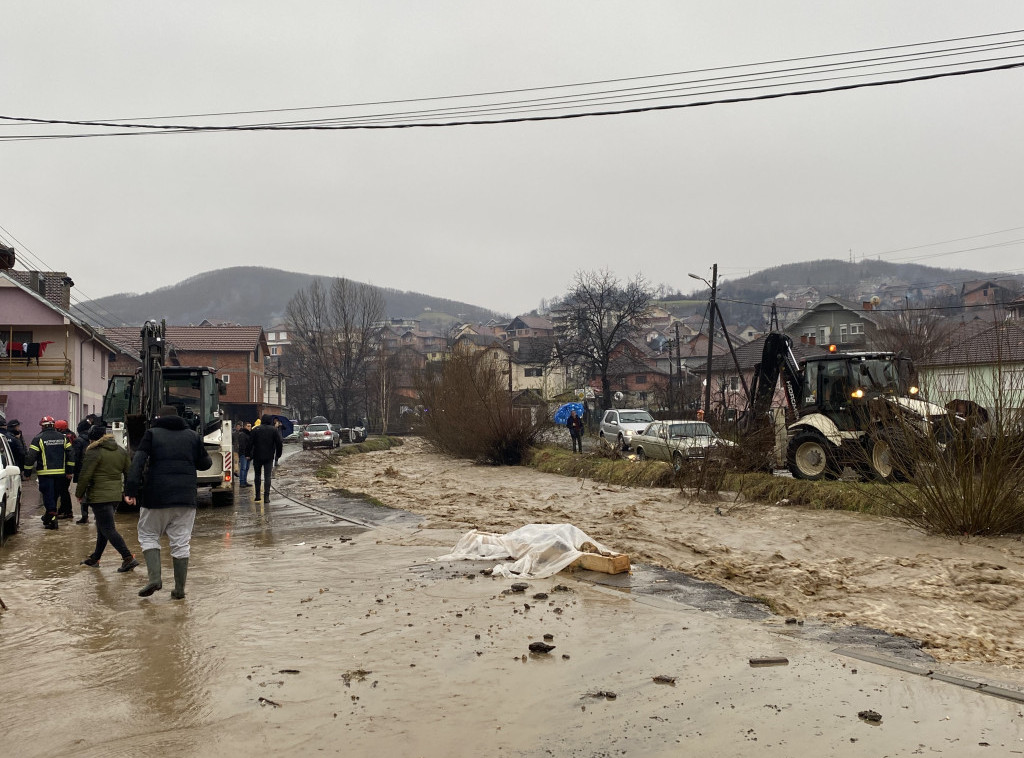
[170,557,189,600]
[138,549,163,597]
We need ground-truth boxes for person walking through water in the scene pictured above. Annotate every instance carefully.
[75,425,139,572]
[567,408,584,453]
[125,405,212,600]
[249,414,282,505]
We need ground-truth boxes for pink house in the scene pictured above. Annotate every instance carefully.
[0,270,125,430]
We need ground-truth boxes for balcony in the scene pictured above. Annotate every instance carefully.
[0,358,74,385]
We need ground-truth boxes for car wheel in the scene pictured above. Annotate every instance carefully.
[302,444,308,451]
[672,452,685,472]
[617,433,626,451]
[635,448,646,460]
[10,491,20,534]
[0,498,7,546]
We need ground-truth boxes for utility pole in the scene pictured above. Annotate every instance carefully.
[703,264,718,420]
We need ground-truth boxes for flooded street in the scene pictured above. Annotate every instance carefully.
[2,447,1024,757]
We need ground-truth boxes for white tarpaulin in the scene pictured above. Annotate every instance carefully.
[434,523,620,579]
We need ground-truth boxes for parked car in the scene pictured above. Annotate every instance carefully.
[0,433,23,545]
[598,409,655,450]
[302,423,340,450]
[631,420,735,469]
[283,424,306,443]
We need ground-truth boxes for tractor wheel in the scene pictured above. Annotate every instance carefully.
[869,434,915,482]
[787,431,840,481]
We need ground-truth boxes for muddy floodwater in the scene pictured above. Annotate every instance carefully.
[2,445,1023,757]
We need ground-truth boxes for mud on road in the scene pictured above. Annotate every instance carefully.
[0,442,1022,757]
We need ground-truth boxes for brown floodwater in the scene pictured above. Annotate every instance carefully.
[2,462,1023,757]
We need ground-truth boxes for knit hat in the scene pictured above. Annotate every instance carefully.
[77,420,91,435]
[88,425,107,441]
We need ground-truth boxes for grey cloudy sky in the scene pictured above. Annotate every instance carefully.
[3,2,1024,318]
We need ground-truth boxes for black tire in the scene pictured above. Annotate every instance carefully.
[787,431,840,481]
[0,498,7,546]
[211,489,234,507]
[10,492,20,535]
[672,452,684,472]
[635,447,647,461]
[868,434,915,482]
[617,433,626,451]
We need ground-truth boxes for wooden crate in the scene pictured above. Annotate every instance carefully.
[571,552,630,575]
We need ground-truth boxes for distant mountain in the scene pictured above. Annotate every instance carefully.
[73,266,503,328]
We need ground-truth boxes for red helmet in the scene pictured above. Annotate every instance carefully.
[40,415,55,427]
[54,419,69,431]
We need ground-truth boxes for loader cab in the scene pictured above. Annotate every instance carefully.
[800,351,905,431]
[160,367,223,435]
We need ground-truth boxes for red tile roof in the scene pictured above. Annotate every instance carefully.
[102,325,266,357]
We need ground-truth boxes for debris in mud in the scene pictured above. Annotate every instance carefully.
[749,657,789,667]
[552,585,571,592]
[258,697,282,708]
[300,597,313,603]
[277,669,301,675]
[652,675,677,685]
[529,642,555,654]
[583,691,617,700]
[857,709,883,724]
[481,568,493,576]
[543,634,554,641]
[341,669,373,687]
[510,583,529,593]
[532,592,548,600]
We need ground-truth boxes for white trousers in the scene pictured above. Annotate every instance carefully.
[138,507,197,558]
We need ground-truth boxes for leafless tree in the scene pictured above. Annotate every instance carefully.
[552,270,653,410]
[871,303,955,366]
[285,277,385,424]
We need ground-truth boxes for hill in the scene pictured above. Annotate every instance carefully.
[74,266,503,328]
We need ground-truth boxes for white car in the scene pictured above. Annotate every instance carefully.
[598,409,655,450]
[0,434,23,545]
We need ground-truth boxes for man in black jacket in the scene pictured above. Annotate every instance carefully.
[125,405,212,600]
[249,415,283,505]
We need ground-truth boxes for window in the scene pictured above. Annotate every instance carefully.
[728,376,739,391]
[850,323,864,335]
[267,332,276,341]
[936,370,965,393]
[839,324,849,343]
[635,374,647,385]
[279,331,287,340]
[222,374,230,384]
[524,367,543,377]
[270,346,279,356]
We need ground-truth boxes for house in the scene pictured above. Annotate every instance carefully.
[960,279,1017,310]
[588,338,669,408]
[505,314,555,339]
[103,323,271,423]
[264,323,291,412]
[916,319,1024,413]
[784,297,883,349]
[0,269,124,427]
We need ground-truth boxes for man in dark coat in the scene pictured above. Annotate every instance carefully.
[249,414,283,505]
[4,419,28,473]
[71,420,92,523]
[25,416,74,530]
[125,405,212,600]
[235,422,252,487]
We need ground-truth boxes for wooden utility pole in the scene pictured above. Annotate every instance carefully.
[703,263,718,419]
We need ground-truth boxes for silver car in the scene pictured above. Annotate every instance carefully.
[598,409,655,450]
[302,423,340,450]
[631,420,733,469]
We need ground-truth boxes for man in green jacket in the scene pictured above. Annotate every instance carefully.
[75,426,139,573]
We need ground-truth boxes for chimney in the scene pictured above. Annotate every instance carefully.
[0,243,14,270]
[800,335,808,344]
[808,335,816,345]
[862,301,873,311]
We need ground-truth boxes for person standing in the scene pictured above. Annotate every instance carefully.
[54,420,76,519]
[25,416,74,530]
[75,425,139,572]
[4,419,28,475]
[125,405,212,600]
[249,414,282,504]
[71,420,92,523]
[236,422,252,487]
[567,408,584,454]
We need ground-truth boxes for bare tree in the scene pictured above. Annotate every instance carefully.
[552,270,653,410]
[871,303,955,366]
[285,277,385,424]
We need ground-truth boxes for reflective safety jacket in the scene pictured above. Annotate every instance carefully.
[26,428,74,477]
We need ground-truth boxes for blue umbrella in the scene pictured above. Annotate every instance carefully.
[553,402,584,425]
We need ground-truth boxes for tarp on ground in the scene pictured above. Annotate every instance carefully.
[434,523,619,579]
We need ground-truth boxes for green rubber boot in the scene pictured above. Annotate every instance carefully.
[138,549,163,597]
[170,557,189,600]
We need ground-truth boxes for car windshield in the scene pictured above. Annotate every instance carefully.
[307,424,330,432]
[669,422,715,438]
[619,411,654,424]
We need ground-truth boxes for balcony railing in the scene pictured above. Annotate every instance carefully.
[0,358,74,385]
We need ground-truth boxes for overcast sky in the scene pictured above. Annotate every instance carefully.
[3,2,1024,318]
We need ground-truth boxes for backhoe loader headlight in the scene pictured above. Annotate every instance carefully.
[851,388,864,399]
[909,386,919,395]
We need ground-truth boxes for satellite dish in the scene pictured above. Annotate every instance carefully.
[613,391,624,403]
[870,295,881,305]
